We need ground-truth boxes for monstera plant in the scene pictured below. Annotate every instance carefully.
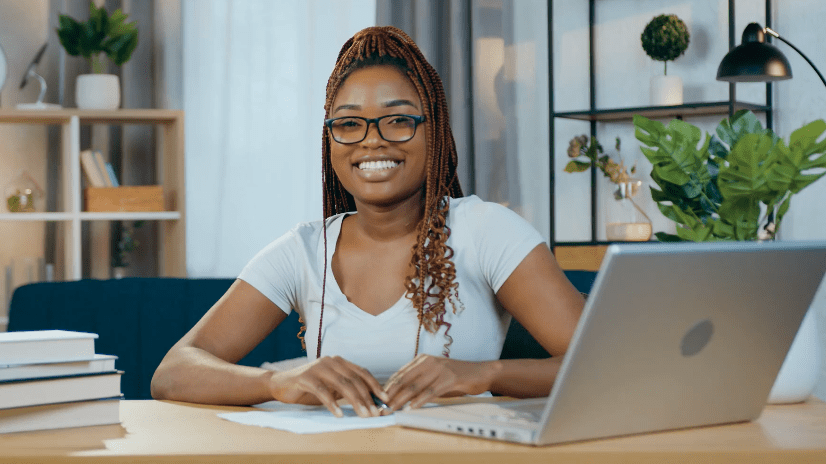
[634,110,826,242]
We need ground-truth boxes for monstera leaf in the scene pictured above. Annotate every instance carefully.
[634,111,826,242]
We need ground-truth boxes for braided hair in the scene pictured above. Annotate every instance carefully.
[312,26,464,359]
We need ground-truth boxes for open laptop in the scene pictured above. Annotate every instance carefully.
[395,241,826,445]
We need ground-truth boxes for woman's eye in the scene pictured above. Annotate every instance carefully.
[335,119,363,128]
[387,116,414,125]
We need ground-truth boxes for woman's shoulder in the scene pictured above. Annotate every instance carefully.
[448,195,527,224]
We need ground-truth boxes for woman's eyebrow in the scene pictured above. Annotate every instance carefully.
[332,103,361,114]
[382,99,419,109]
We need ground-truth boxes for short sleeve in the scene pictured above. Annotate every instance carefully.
[237,228,300,315]
[461,199,546,292]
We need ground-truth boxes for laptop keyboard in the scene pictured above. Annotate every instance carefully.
[449,402,543,426]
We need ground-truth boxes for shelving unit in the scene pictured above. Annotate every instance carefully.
[547,0,773,268]
[0,109,186,280]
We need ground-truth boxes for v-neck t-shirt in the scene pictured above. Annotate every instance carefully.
[238,195,545,382]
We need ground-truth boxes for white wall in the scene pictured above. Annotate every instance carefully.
[553,0,826,400]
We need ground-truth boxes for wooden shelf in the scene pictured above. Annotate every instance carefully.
[554,101,770,122]
[0,109,186,280]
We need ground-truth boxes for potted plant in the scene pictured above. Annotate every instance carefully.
[111,220,143,278]
[56,1,138,109]
[641,14,690,105]
[634,110,826,403]
[564,135,652,241]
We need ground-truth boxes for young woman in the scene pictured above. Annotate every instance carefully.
[151,26,584,419]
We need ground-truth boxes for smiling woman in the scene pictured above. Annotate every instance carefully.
[152,26,585,421]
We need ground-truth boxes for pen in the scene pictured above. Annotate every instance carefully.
[371,393,390,414]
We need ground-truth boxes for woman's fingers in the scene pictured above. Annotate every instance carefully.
[271,356,386,418]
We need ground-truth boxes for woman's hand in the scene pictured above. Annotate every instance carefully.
[268,356,389,418]
[383,355,498,412]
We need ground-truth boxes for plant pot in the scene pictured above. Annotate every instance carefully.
[767,307,821,404]
[651,75,683,106]
[76,74,121,110]
[112,266,127,279]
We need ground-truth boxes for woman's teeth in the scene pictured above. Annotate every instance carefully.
[358,160,399,171]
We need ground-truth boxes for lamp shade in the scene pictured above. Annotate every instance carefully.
[716,23,792,82]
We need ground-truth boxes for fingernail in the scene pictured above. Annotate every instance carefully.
[403,404,411,412]
[358,404,369,417]
[334,407,343,418]
[369,405,379,416]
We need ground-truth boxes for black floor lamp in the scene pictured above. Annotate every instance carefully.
[716,22,826,88]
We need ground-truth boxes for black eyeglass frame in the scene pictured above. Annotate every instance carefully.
[324,114,426,144]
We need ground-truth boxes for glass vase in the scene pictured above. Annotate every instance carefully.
[605,180,652,241]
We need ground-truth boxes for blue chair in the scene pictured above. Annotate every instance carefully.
[7,270,596,398]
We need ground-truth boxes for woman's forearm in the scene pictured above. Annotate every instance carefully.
[151,346,276,405]
[484,357,563,398]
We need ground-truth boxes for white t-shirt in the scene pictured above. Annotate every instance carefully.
[239,195,544,381]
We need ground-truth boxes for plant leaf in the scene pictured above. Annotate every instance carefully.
[564,160,592,173]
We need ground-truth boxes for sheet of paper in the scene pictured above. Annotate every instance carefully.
[217,401,396,434]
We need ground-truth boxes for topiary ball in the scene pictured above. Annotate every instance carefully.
[641,14,690,62]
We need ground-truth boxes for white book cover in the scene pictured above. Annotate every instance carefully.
[0,354,117,381]
[80,149,107,187]
[93,151,114,187]
[0,371,122,410]
[0,397,121,434]
[0,330,98,365]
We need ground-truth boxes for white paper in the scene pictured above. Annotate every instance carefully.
[217,401,396,434]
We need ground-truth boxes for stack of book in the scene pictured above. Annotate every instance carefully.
[0,330,122,433]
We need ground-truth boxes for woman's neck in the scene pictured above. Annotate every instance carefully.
[349,193,425,242]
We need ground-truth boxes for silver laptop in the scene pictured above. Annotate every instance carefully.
[395,241,826,445]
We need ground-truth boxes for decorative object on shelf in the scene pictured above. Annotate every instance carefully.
[56,1,138,110]
[717,21,826,406]
[716,22,826,89]
[112,220,143,278]
[84,185,164,212]
[4,170,45,213]
[634,110,826,242]
[641,14,690,106]
[565,135,652,241]
[16,43,62,110]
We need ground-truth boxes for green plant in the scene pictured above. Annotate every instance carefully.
[56,2,138,74]
[112,220,143,268]
[634,110,826,242]
[565,135,637,187]
[641,14,690,76]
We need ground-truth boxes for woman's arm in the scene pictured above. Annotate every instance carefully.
[383,244,584,410]
[151,279,388,417]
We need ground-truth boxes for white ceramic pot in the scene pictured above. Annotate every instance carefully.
[76,74,121,110]
[767,307,821,404]
[651,75,683,106]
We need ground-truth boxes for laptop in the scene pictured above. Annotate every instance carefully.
[395,241,826,445]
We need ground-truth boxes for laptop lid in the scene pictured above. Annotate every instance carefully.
[535,240,826,445]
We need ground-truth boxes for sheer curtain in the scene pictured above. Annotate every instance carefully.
[377,0,550,239]
[183,0,376,277]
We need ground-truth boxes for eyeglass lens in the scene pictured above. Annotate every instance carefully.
[329,115,419,143]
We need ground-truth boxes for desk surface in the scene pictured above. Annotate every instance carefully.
[1,399,825,463]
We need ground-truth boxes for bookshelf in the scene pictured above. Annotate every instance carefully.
[0,109,185,281]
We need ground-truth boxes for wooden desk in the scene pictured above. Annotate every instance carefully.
[1,399,824,463]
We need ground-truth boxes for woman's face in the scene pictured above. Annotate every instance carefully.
[328,65,428,209]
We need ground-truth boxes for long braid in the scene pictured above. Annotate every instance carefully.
[306,26,464,359]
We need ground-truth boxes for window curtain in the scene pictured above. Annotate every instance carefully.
[377,0,550,239]
[182,0,376,277]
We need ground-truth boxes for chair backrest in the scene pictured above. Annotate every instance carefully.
[7,270,596,397]
[7,278,305,400]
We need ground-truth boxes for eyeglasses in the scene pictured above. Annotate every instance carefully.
[324,114,426,144]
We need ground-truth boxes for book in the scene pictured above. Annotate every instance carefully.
[0,371,122,409]
[80,149,107,187]
[104,162,120,187]
[0,354,117,381]
[0,330,98,365]
[0,397,121,434]
[93,151,114,187]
